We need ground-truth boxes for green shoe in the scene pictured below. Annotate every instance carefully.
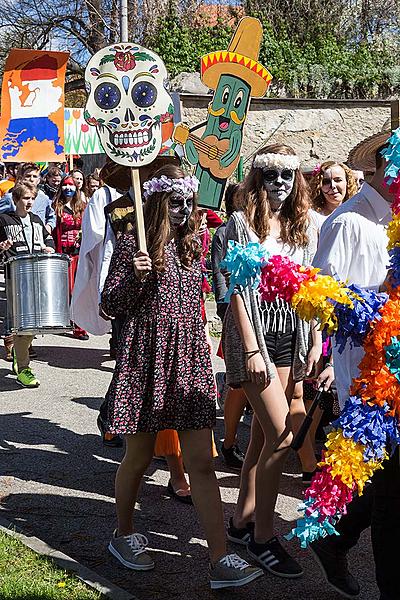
[17,368,40,388]
[12,349,18,375]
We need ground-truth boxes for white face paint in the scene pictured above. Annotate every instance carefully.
[168,193,193,228]
[262,168,295,208]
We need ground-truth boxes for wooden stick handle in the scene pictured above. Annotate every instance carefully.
[131,168,147,253]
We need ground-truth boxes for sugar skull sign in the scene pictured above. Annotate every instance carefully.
[84,44,174,166]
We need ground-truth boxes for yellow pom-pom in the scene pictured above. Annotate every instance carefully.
[320,429,386,494]
[291,276,353,334]
[387,215,400,250]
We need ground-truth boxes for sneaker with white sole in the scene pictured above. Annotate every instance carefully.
[247,535,303,578]
[227,518,254,545]
[108,530,154,571]
[17,368,40,388]
[209,553,263,589]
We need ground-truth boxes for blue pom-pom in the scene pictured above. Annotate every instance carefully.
[333,284,388,353]
[389,247,400,288]
[382,128,400,183]
[385,336,400,383]
[334,395,400,460]
[285,500,339,548]
[220,241,268,301]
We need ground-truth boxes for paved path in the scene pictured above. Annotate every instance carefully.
[0,298,378,599]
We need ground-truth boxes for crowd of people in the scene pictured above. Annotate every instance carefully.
[0,125,398,599]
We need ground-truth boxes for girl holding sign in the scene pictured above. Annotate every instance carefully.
[100,164,263,590]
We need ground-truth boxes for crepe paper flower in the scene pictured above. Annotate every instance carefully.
[385,336,400,382]
[320,429,384,493]
[220,241,269,301]
[142,175,199,199]
[382,127,400,183]
[388,247,400,287]
[333,285,388,353]
[312,163,322,176]
[387,214,400,250]
[291,276,353,333]
[387,175,400,215]
[304,467,354,519]
[285,499,340,548]
[259,255,318,302]
[334,395,399,460]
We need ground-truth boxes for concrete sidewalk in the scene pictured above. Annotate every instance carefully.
[0,302,378,598]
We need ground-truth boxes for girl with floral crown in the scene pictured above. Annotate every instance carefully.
[222,143,322,577]
[100,164,262,589]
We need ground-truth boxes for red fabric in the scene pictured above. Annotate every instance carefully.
[206,209,223,228]
[217,339,224,359]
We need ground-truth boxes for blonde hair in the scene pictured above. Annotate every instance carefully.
[310,161,357,211]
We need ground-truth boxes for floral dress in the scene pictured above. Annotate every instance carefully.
[101,233,216,435]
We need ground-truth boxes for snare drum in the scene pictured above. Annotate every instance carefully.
[6,253,72,335]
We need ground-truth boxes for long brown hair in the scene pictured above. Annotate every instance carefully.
[142,164,201,272]
[52,175,86,218]
[243,143,310,247]
[310,161,358,211]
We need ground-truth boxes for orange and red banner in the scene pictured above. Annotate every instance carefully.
[0,48,69,162]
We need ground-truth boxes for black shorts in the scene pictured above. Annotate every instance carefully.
[264,329,296,368]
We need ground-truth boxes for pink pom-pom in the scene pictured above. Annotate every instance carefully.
[304,467,354,519]
[388,175,400,215]
[259,255,316,303]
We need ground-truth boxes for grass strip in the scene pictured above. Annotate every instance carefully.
[0,529,103,600]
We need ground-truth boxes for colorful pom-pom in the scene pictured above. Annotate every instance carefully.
[333,285,388,353]
[259,255,318,303]
[220,241,268,301]
[291,276,353,333]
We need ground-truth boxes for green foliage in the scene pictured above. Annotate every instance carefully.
[147,8,400,99]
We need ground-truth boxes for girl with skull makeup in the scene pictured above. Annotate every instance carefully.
[52,174,88,340]
[222,143,321,577]
[100,164,263,589]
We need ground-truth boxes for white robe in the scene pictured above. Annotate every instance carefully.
[71,185,121,335]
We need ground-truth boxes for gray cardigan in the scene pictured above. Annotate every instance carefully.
[221,211,319,387]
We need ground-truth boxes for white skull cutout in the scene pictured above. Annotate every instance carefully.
[84,43,174,166]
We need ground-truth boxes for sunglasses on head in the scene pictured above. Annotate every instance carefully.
[263,169,294,182]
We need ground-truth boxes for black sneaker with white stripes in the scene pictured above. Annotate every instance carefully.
[247,535,303,579]
[227,518,255,546]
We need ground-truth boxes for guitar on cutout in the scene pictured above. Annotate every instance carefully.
[173,124,240,179]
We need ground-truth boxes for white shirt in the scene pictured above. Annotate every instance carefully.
[313,182,392,407]
[70,185,121,335]
[20,214,33,252]
[310,208,329,231]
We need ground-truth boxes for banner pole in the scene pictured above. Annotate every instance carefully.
[131,168,147,253]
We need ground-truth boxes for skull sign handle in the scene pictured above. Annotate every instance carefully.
[84,43,175,250]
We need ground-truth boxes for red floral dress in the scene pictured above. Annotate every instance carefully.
[101,233,216,435]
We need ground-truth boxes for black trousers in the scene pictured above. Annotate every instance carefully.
[333,449,400,600]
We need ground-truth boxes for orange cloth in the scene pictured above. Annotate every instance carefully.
[154,429,218,458]
[0,178,15,197]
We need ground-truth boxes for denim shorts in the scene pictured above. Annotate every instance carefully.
[264,329,296,368]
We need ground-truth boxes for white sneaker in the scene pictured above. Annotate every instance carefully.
[108,530,154,570]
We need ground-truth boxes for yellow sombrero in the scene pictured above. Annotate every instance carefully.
[201,17,272,98]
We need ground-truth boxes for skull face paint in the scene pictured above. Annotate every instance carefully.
[168,193,193,228]
[84,43,174,166]
[262,168,294,208]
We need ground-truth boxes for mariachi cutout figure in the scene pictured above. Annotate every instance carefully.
[84,43,175,250]
[173,17,272,209]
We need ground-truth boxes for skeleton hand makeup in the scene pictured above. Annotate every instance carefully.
[168,193,193,228]
[262,168,294,209]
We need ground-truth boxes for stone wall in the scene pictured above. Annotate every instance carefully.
[179,94,392,172]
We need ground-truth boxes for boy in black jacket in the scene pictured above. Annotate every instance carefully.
[0,183,55,387]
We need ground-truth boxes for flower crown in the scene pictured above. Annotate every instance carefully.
[253,153,301,171]
[142,175,199,200]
